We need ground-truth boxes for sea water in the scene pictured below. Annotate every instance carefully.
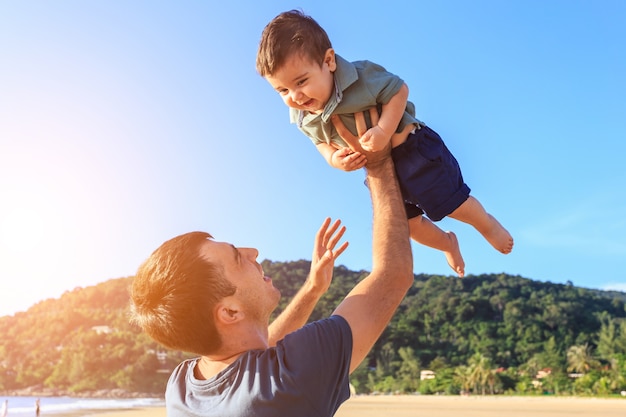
[0,396,164,416]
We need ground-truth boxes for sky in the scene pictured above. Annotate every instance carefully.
[1,0,625,317]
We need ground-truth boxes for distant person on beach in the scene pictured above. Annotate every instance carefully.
[1,399,7,417]
[35,398,40,417]
[131,111,414,416]
[256,10,514,277]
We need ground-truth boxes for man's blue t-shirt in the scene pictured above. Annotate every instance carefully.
[165,315,353,416]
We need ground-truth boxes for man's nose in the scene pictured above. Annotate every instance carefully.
[242,247,259,260]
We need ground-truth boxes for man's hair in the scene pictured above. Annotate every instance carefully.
[130,231,236,356]
[256,9,332,77]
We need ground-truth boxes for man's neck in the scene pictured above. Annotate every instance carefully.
[194,325,270,380]
[194,352,244,380]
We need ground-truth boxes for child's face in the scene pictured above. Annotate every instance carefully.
[265,48,336,114]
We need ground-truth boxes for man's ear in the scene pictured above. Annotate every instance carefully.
[324,48,336,72]
[214,298,244,325]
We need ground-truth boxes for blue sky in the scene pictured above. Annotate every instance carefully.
[1,0,625,317]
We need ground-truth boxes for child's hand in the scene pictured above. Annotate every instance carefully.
[331,147,367,171]
[332,109,392,167]
[359,125,391,152]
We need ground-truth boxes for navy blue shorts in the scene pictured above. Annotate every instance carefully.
[391,125,470,221]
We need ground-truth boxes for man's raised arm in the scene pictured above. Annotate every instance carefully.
[331,110,414,373]
[268,218,348,345]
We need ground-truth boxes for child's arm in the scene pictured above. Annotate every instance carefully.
[359,83,409,152]
[316,143,367,172]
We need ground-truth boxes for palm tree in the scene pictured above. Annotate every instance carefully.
[566,343,598,374]
[485,368,500,395]
[468,353,493,395]
[453,365,472,394]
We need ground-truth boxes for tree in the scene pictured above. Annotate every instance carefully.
[468,353,496,395]
[395,347,420,393]
[596,314,617,361]
[566,344,599,374]
[454,365,472,394]
[616,320,626,354]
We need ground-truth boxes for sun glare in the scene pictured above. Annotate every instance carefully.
[0,206,46,258]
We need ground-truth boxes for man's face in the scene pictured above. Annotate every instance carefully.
[265,48,336,114]
[199,239,281,321]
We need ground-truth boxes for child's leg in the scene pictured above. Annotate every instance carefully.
[409,215,465,277]
[448,196,514,254]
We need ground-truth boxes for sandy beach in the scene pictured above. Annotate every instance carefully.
[92,395,625,417]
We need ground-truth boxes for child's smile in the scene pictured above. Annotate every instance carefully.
[265,49,336,114]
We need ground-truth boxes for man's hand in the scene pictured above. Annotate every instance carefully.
[331,108,392,166]
[331,147,367,171]
[268,217,348,345]
[309,217,349,295]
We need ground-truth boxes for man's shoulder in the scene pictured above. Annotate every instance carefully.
[296,315,351,331]
[171,357,197,374]
[164,322,352,417]
[282,315,352,346]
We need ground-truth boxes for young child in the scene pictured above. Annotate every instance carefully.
[256,10,513,277]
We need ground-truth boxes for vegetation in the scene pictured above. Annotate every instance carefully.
[1,261,625,397]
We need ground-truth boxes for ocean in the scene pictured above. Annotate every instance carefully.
[0,396,164,417]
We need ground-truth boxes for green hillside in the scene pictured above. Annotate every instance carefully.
[1,262,625,396]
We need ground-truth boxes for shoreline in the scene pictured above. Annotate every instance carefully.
[0,396,163,417]
[0,390,161,399]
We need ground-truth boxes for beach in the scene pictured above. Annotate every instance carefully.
[91,395,625,417]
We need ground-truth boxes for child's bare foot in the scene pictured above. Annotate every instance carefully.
[408,215,465,277]
[483,215,514,254]
[444,231,465,277]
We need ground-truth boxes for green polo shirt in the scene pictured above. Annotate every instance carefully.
[290,54,421,148]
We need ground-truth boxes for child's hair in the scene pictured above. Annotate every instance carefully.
[256,9,332,77]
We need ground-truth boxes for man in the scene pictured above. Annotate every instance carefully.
[130,110,413,416]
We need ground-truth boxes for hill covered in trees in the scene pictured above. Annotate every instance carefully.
[1,261,625,397]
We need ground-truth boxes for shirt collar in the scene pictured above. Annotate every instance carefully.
[295,54,358,127]
[320,55,358,122]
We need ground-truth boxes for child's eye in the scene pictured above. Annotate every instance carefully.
[278,89,288,96]
[296,78,307,86]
